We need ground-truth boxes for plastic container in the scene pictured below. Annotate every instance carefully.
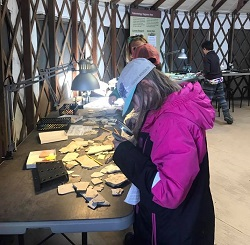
[36,117,71,131]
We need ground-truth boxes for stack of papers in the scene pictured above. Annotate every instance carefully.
[26,149,56,169]
[39,130,68,144]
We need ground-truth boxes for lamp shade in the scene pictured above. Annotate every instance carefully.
[71,57,100,91]
[178,49,187,59]
[71,72,100,91]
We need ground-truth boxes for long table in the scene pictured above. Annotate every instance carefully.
[222,71,250,105]
[0,110,134,244]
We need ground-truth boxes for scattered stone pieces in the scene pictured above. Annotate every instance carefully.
[73,181,90,192]
[64,160,79,170]
[97,154,106,160]
[105,173,128,187]
[94,132,111,142]
[59,142,80,153]
[111,188,124,196]
[83,130,99,136]
[82,121,97,126]
[68,175,81,183]
[91,172,104,178]
[87,145,113,155]
[76,155,100,169]
[101,164,121,174]
[58,183,75,195]
[88,194,110,210]
[82,186,98,201]
[62,152,79,162]
[91,178,103,186]
[88,140,94,145]
[93,184,104,192]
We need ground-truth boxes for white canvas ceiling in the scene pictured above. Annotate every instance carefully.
[99,0,250,13]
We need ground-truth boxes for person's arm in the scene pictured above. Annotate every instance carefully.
[113,117,202,209]
[108,87,120,105]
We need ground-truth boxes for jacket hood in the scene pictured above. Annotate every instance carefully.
[145,82,215,130]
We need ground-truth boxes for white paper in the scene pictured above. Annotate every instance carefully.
[67,125,93,136]
[124,183,140,205]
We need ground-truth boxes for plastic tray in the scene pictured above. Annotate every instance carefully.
[33,160,68,191]
[37,117,71,131]
[59,103,78,116]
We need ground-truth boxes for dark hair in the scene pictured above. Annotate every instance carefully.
[201,40,213,51]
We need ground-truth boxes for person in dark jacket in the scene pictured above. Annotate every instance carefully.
[113,58,215,245]
[201,40,233,124]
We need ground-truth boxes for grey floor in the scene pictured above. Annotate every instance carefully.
[1,100,250,245]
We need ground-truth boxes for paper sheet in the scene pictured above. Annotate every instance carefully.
[124,183,140,205]
[67,125,93,136]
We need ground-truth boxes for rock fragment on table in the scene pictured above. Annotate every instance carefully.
[101,164,121,174]
[62,152,79,162]
[73,181,90,192]
[58,183,75,195]
[91,172,104,178]
[87,145,113,155]
[88,193,110,210]
[111,188,124,196]
[91,177,103,186]
[64,160,79,170]
[68,175,81,183]
[76,155,100,169]
[93,184,104,192]
[104,173,128,187]
[81,186,98,201]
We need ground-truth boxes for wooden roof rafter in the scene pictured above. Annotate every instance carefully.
[151,0,166,11]
[233,0,249,15]
[130,0,144,9]
[190,0,207,14]
[170,0,186,13]
[211,0,228,13]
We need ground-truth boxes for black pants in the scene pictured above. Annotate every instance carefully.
[201,81,229,114]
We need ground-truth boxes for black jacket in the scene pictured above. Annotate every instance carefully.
[114,138,215,245]
[203,50,222,80]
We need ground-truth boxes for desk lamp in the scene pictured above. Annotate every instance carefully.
[71,57,100,105]
[165,49,187,72]
[3,62,74,159]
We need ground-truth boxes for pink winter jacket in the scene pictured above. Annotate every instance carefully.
[141,82,215,209]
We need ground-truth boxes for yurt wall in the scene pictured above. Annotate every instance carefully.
[0,0,249,159]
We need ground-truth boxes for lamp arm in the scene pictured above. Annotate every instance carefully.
[3,62,74,160]
[165,50,180,56]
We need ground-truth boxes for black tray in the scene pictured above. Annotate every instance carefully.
[33,160,69,191]
[37,117,71,131]
[59,103,78,116]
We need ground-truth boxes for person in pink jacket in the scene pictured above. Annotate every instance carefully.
[113,58,215,244]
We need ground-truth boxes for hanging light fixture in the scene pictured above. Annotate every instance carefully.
[71,57,100,91]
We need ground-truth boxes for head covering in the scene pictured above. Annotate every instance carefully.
[117,58,155,116]
[132,43,160,65]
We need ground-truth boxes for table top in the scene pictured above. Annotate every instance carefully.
[0,109,133,234]
[222,71,250,76]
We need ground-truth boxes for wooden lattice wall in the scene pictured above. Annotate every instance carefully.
[0,0,250,159]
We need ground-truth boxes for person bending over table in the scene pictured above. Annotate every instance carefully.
[201,40,233,124]
[108,35,162,106]
[112,58,215,244]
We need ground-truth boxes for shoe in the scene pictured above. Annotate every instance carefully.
[224,113,234,124]
[123,232,135,245]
